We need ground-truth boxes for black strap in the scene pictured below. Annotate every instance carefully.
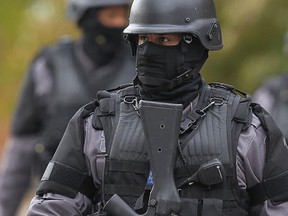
[246,183,268,206]
[247,171,288,206]
[40,161,96,200]
[92,85,138,130]
[106,160,150,174]
[174,165,235,179]
[233,96,252,130]
[180,188,236,201]
[105,185,144,197]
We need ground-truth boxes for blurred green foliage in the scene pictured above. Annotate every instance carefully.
[0,0,288,144]
[207,0,288,92]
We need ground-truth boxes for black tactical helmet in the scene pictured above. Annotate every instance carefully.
[124,0,223,51]
[67,0,132,21]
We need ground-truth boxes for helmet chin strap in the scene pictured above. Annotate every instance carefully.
[124,34,138,56]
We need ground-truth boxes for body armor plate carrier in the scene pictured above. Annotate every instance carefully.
[37,83,288,216]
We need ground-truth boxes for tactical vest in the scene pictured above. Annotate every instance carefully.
[92,83,251,215]
[37,83,288,216]
[35,38,135,176]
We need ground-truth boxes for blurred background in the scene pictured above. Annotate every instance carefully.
[1,0,288,155]
[0,0,288,215]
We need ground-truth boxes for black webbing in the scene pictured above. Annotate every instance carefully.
[44,161,96,200]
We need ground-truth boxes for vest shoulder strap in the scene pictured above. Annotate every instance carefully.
[206,83,252,210]
[90,85,139,204]
[204,83,253,141]
[92,84,137,130]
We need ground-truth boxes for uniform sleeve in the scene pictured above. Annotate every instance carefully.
[27,193,92,216]
[27,107,97,215]
[236,114,288,215]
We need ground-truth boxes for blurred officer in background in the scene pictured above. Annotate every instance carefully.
[253,31,288,141]
[0,0,134,215]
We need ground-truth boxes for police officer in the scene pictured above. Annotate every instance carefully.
[27,0,288,215]
[253,31,288,141]
[0,0,134,216]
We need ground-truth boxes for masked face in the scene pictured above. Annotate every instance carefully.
[79,6,128,66]
[134,34,208,105]
[136,41,182,86]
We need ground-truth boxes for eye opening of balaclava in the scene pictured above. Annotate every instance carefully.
[78,7,126,66]
[132,34,208,106]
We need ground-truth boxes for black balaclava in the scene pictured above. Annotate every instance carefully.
[134,35,208,107]
[79,8,125,66]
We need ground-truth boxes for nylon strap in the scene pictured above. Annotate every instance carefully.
[106,160,150,174]
[41,161,96,200]
[104,185,145,196]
